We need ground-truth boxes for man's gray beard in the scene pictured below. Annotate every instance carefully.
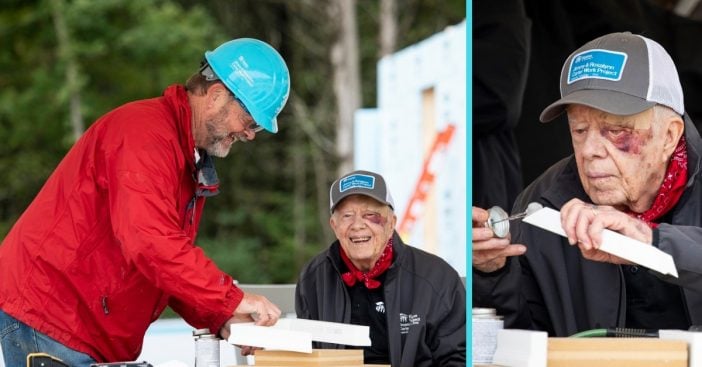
[205,135,233,158]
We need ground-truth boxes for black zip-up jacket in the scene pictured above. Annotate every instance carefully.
[473,116,702,336]
[295,232,466,366]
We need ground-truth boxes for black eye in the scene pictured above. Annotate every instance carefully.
[608,128,624,136]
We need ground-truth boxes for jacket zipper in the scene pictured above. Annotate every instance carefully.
[617,265,625,327]
[680,286,692,326]
[189,196,197,224]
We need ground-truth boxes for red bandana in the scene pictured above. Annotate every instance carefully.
[626,136,688,227]
[340,238,394,289]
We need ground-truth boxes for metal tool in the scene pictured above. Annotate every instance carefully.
[486,202,543,238]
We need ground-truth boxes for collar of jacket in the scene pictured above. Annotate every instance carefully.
[162,84,197,171]
[683,113,702,188]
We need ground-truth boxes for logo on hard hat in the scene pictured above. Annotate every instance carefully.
[231,58,254,87]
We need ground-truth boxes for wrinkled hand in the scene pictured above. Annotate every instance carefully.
[560,198,653,264]
[234,292,282,326]
[238,345,260,356]
[472,206,526,273]
[218,292,281,352]
[220,317,261,356]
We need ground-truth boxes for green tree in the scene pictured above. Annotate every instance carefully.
[0,0,224,228]
[0,0,465,286]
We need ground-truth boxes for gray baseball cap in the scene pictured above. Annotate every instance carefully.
[329,170,395,213]
[540,32,684,122]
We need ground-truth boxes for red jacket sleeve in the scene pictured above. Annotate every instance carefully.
[102,107,243,332]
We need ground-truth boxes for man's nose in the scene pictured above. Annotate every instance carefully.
[581,131,607,158]
[243,129,256,141]
[350,215,367,228]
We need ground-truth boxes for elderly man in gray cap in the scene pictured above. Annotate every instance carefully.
[296,170,466,366]
[473,32,702,336]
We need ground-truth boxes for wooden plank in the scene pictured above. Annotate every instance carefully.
[548,338,688,367]
[254,349,364,366]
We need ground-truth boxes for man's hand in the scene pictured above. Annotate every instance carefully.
[221,316,260,357]
[560,198,653,264]
[472,206,526,273]
[218,292,281,340]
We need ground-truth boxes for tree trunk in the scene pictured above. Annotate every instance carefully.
[292,115,308,269]
[379,0,398,57]
[49,0,84,141]
[328,0,361,176]
[290,93,337,246]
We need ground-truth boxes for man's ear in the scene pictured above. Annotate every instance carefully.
[662,115,684,158]
[204,82,228,107]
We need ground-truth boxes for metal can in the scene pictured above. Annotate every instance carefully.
[472,308,504,365]
[193,328,220,367]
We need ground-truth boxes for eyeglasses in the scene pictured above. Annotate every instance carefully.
[232,94,263,133]
[246,121,263,133]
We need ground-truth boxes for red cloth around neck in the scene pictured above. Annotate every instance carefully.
[626,136,688,227]
[340,238,394,289]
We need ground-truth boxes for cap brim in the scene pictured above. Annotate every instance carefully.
[539,89,657,122]
[330,192,393,213]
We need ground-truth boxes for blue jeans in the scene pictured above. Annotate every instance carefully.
[0,308,96,367]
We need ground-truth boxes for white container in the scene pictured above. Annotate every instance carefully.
[472,308,504,364]
[193,328,220,367]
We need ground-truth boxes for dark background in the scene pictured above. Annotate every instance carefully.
[473,0,702,210]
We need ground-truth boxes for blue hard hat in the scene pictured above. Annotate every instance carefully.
[204,38,290,133]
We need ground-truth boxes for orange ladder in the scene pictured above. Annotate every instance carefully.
[398,124,456,239]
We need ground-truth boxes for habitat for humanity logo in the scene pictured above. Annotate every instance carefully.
[399,313,421,334]
[375,301,385,313]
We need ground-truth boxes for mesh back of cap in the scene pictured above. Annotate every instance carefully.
[642,36,684,115]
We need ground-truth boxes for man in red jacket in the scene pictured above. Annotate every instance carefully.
[0,38,290,366]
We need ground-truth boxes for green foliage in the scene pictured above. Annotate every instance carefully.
[0,0,465,293]
[0,0,226,227]
[66,0,225,109]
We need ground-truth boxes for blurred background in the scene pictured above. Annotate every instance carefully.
[0,0,466,288]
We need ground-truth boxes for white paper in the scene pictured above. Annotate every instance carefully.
[273,318,371,346]
[228,323,313,353]
[523,207,678,278]
[227,319,371,353]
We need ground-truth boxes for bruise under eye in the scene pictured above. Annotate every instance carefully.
[600,127,653,154]
[364,213,386,226]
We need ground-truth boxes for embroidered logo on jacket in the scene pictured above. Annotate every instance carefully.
[399,313,421,334]
[375,301,385,313]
